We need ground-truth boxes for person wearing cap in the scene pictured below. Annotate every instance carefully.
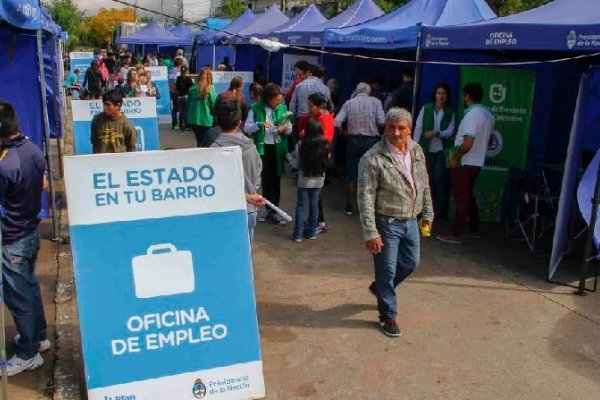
[174,49,189,69]
[0,100,50,375]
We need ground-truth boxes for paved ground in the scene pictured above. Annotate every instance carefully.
[10,125,600,399]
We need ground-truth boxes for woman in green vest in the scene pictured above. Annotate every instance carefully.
[413,83,456,219]
[187,67,217,147]
[244,83,293,225]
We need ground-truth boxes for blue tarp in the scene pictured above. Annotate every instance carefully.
[235,4,289,43]
[118,21,193,46]
[197,9,255,45]
[274,0,384,46]
[423,0,600,51]
[325,0,495,49]
[255,4,326,41]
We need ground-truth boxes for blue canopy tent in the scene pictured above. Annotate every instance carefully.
[170,22,194,40]
[414,0,600,280]
[0,0,63,236]
[324,0,496,49]
[278,0,384,47]
[193,10,256,70]
[234,4,289,75]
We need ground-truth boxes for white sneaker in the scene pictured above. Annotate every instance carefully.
[1,353,43,376]
[14,335,51,352]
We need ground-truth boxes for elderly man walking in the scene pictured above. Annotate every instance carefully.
[357,108,433,337]
[335,82,385,215]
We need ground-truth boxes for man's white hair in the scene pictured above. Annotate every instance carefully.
[385,107,412,126]
[356,82,371,95]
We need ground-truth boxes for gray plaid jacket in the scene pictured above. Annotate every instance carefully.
[357,138,434,241]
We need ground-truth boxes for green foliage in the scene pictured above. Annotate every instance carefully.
[221,0,246,18]
[486,0,551,16]
[374,0,409,13]
[43,0,84,47]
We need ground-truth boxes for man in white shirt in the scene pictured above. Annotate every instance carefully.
[437,82,494,245]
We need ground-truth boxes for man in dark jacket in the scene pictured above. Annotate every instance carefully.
[0,100,49,376]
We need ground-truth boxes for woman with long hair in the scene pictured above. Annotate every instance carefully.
[413,82,456,218]
[244,83,292,225]
[298,92,334,233]
[286,119,330,241]
[122,68,139,98]
[187,67,217,147]
[217,76,248,122]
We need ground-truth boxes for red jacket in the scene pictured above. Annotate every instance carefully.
[285,76,306,104]
[298,112,335,143]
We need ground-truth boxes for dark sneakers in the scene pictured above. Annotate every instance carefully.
[379,319,402,337]
[343,202,354,216]
[368,282,377,297]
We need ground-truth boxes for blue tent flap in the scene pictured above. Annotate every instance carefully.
[325,0,495,49]
[170,22,193,40]
[423,0,600,51]
[197,9,255,44]
[117,21,193,46]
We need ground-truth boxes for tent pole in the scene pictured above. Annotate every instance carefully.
[37,30,60,241]
[267,51,272,83]
[411,23,424,119]
[576,158,600,295]
[212,45,216,69]
[232,44,236,71]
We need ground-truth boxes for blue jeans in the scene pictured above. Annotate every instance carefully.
[247,211,257,244]
[372,215,420,322]
[2,228,47,359]
[426,151,450,217]
[292,188,321,239]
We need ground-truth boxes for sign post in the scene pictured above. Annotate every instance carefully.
[64,148,265,400]
[145,66,172,124]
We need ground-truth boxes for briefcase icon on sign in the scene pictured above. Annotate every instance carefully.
[131,243,195,298]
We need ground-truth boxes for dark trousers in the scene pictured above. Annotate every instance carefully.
[261,144,281,212]
[170,92,179,128]
[450,165,481,237]
[426,151,450,218]
[192,125,211,147]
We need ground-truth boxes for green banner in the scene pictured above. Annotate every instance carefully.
[458,66,536,222]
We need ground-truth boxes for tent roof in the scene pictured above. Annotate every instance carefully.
[263,4,326,34]
[324,0,496,49]
[260,0,383,46]
[0,0,62,33]
[117,21,193,46]
[423,0,600,51]
[196,9,256,44]
[314,0,384,31]
[170,22,193,39]
[236,4,289,39]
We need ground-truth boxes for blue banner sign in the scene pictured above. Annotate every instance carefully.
[64,148,265,400]
[212,71,254,103]
[69,51,94,76]
[145,66,171,124]
[71,98,160,155]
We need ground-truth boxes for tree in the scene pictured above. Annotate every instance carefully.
[85,8,136,49]
[43,0,84,47]
[486,0,551,16]
[221,0,246,18]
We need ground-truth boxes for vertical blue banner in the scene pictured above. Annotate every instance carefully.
[145,66,171,124]
[64,148,265,400]
[212,71,254,103]
[69,51,94,76]
[71,98,161,155]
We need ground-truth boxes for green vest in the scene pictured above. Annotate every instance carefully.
[420,103,454,151]
[250,101,289,177]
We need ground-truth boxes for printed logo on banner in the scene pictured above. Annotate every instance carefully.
[425,34,432,48]
[192,379,207,398]
[489,84,507,104]
[567,30,577,49]
[487,130,504,158]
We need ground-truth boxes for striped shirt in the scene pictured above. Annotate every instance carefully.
[334,93,385,137]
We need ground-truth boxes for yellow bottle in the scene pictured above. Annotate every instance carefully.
[419,219,431,237]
